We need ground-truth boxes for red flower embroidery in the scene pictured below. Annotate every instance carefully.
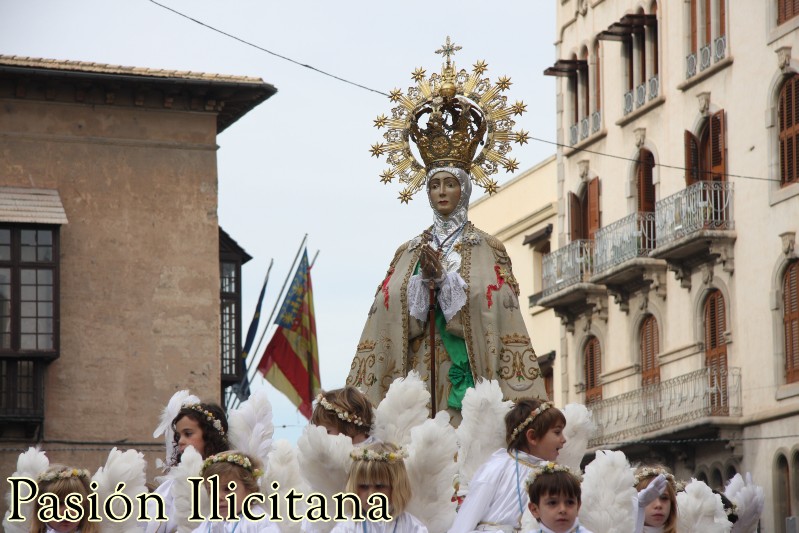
[485,265,504,309]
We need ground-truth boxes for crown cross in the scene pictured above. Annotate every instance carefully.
[435,36,461,66]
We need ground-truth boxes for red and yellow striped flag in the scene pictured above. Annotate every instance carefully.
[257,250,320,418]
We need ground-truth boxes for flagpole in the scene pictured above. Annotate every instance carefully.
[246,233,309,385]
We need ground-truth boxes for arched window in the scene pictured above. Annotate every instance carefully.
[779,75,799,187]
[569,177,601,241]
[784,261,799,383]
[685,110,727,185]
[776,454,791,529]
[641,315,660,386]
[686,0,727,78]
[705,289,729,415]
[711,467,723,490]
[584,336,602,404]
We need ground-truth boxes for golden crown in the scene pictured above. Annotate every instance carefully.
[371,37,530,203]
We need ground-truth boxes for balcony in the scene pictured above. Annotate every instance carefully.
[539,240,606,323]
[591,213,667,304]
[652,181,735,286]
[588,366,742,448]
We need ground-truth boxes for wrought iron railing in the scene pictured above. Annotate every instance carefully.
[591,110,602,134]
[588,367,742,448]
[569,123,579,146]
[686,53,697,78]
[580,117,590,140]
[593,212,656,275]
[542,240,595,297]
[623,91,634,115]
[648,75,659,100]
[655,181,734,247]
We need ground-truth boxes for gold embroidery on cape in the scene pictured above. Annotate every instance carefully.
[497,343,541,391]
[460,224,478,383]
[357,340,377,351]
[348,353,377,388]
[400,242,423,377]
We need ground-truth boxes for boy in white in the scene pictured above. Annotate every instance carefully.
[526,463,593,533]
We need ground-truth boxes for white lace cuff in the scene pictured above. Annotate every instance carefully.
[438,272,468,322]
[407,274,430,322]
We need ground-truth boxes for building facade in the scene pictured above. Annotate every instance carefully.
[536,1,799,531]
[0,56,274,498]
[469,155,561,401]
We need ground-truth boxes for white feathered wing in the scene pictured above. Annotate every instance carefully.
[227,387,274,467]
[372,370,430,447]
[578,450,637,533]
[168,445,206,533]
[92,447,149,533]
[725,473,764,533]
[455,378,510,495]
[2,447,49,533]
[266,439,309,533]
[556,403,594,473]
[405,411,458,533]
[676,479,733,533]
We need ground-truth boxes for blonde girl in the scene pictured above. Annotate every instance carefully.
[311,387,375,445]
[29,465,99,533]
[634,466,677,533]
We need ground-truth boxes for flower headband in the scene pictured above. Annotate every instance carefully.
[525,462,582,487]
[510,402,552,442]
[350,447,409,463]
[37,468,91,483]
[186,403,226,436]
[633,466,677,490]
[202,452,263,478]
[316,393,367,427]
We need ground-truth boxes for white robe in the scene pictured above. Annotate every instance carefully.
[448,449,546,533]
[527,519,594,533]
[143,478,177,533]
[330,512,428,533]
[189,505,280,533]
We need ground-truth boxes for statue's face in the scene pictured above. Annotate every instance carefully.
[428,171,461,216]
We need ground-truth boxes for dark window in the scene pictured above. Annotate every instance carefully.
[0,225,59,434]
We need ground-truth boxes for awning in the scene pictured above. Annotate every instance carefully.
[0,187,68,224]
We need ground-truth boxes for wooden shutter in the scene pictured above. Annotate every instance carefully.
[684,130,700,185]
[587,177,600,240]
[637,150,656,213]
[639,28,647,85]
[690,0,698,53]
[641,315,660,386]
[785,262,799,383]
[718,0,725,36]
[569,192,583,241]
[594,40,601,112]
[709,110,727,182]
[779,76,799,186]
[779,0,799,24]
[584,337,602,404]
[704,0,712,44]
[704,290,729,415]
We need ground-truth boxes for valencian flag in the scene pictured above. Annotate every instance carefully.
[257,250,320,418]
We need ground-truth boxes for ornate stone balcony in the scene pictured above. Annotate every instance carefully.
[588,367,742,448]
[652,181,735,288]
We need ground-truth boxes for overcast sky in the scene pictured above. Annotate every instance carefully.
[0,0,557,442]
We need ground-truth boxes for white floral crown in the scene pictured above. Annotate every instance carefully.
[510,402,552,442]
[202,452,263,478]
[350,447,409,463]
[185,403,226,436]
[37,468,91,483]
[316,393,368,427]
[633,466,676,490]
[525,462,582,487]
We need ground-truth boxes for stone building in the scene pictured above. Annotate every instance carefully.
[0,56,275,497]
[468,155,560,400]
[529,0,799,530]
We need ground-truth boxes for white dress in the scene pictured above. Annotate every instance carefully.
[448,449,546,533]
[189,505,280,533]
[143,478,177,533]
[330,511,428,533]
[528,519,594,533]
